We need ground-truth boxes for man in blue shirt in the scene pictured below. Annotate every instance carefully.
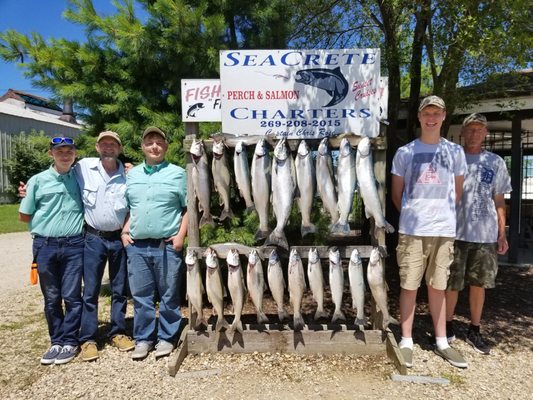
[121,127,188,360]
[76,131,134,361]
[19,137,84,365]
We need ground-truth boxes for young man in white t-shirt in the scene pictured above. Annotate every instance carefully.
[391,95,468,369]
[445,113,511,355]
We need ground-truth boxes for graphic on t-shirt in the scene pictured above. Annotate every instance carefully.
[408,148,452,199]
[480,166,494,184]
[471,164,494,221]
[417,164,441,184]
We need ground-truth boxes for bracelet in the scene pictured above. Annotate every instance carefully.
[121,231,130,236]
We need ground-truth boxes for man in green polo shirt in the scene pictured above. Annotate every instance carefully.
[19,137,85,365]
[121,127,188,360]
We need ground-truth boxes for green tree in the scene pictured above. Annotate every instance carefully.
[0,0,294,164]
[4,133,52,195]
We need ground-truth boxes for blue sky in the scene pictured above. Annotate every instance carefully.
[0,1,119,99]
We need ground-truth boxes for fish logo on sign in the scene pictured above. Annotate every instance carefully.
[295,67,349,107]
[417,164,441,184]
[187,102,205,117]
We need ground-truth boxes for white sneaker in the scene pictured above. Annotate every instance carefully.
[131,341,154,360]
[154,340,174,357]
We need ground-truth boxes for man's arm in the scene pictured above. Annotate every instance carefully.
[19,212,31,223]
[455,175,464,203]
[494,194,508,255]
[391,175,404,212]
[120,213,133,247]
[169,210,188,251]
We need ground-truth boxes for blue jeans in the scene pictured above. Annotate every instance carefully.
[125,240,184,343]
[79,232,128,343]
[33,234,84,346]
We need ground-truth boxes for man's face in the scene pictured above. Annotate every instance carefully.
[141,133,168,164]
[418,106,446,132]
[49,146,76,170]
[461,122,488,148]
[96,137,121,160]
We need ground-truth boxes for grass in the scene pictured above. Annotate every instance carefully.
[0,204,28,234]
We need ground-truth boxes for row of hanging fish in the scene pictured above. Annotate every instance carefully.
[189,136,394,249]
[185,246,397,332]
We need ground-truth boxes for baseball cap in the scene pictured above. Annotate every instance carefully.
[49,137,76,149]
[97,130,122,145]
[142,126,166,140]
[462,113,488,127]
[418,95,446,112]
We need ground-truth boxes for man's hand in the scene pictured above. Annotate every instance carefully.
[18,181,27,198]
[497,235,509,255]
[121,232,134,247]
[167,234,185,252]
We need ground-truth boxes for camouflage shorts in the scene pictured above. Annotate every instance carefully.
[447,240,498,291]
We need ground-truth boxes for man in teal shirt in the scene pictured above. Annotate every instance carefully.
[19,137,84,365]
[121,127,188,360]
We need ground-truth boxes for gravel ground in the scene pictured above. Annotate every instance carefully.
[0,232,531,399]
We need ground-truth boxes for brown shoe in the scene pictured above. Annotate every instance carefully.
[80,342,99,361]
[110,334,135,352]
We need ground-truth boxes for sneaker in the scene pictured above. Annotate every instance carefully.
[55,345,79,365]
[41,345,62,365]
[446,321,456,343]
[434,346,468,368]
[110,334,135,352]
[154,340,174,358]
[131,341,154,360]
[466,330,491,355]
[80,342,99,361]
[399,347,413,368]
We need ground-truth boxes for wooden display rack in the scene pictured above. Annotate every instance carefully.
[167,124,407,376]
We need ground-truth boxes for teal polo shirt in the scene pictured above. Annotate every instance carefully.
[126,161,187,239]
[19,165,84,237]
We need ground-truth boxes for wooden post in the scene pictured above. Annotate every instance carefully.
[508,114,522,263]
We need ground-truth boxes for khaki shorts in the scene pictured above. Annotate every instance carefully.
[396,234,454,291]
[447,240,498,291]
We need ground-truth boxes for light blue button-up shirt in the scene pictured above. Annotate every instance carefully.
[126,161,187,239]
[19,166,84,237]
[74,157,128,231]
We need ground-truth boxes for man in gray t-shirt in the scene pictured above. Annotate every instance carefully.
[446,113,511,355]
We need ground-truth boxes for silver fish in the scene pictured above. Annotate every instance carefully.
[367,247,398,330]
[251,138,271,242]
[266,138,296,250]
[267,249,289,322]
[246,249,269,324]
[316,137,339,225]
[288,249,306,330]
[190,139,214,227]
[307,247,327,320]
[212,140,234,221]
[226,248,245,333]
[204,247,229,332]
[295,140,316,237]
[356,137,395,234]
[331,138,356,234]
[185,248,207,330]
[328,247,346,323]
[234,141,255,214]
[348,249,366,326]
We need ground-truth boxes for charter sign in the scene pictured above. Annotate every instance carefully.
[220,49,381,138]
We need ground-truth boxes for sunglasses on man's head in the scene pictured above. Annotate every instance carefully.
[50,137,75,146]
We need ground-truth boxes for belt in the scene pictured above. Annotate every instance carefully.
[85,225,122,240]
